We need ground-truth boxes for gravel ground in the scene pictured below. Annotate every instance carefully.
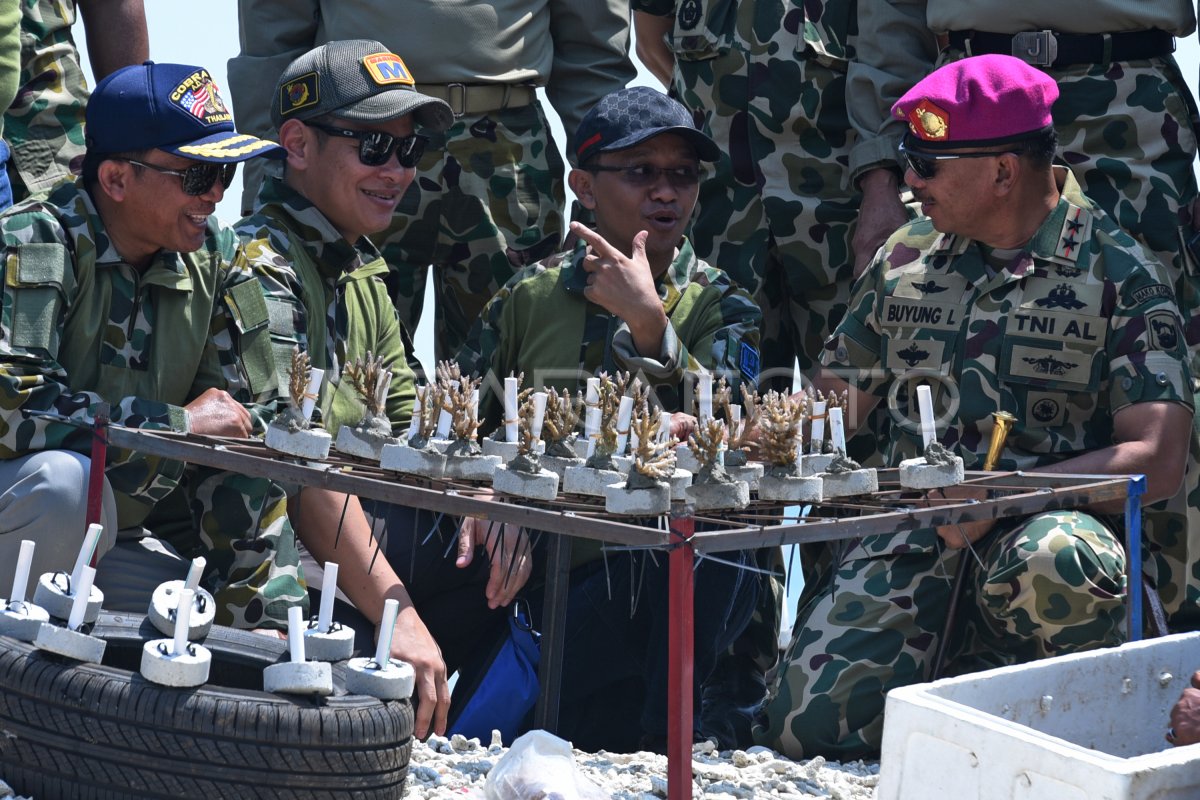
[407,732,880,799]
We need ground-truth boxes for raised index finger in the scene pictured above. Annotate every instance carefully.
[570,221,621,260]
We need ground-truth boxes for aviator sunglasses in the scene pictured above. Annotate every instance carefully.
[306,122,428,168]
[898,141,1020,180]
[120,159,237,196]
[585,163,702,189]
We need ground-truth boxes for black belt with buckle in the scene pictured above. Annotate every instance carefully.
[948,29,1175,67]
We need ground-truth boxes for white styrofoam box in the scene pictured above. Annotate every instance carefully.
[879,633,1200,800]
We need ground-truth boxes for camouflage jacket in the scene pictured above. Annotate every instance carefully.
[0,180,233,529]
[458,237,763,432]
[223,177,419,435]
[822,169,1194,470]
[5,0,88,199]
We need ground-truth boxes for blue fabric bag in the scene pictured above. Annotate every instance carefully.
[448,599,540,744]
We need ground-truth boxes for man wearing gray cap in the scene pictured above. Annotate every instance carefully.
[220,40,510,739]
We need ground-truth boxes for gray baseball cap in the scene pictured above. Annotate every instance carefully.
[272,39,453,132]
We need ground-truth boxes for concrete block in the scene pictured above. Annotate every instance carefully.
[442,453,502,481]
[563,465,625,496]
[148,580,216,641]
[492,464,559,501]
[899,456,965,490]
[726,462,764,490]
[674,444,702,474]
[263,660,333,696]
[335,426,396,461]
[571,437,591,459]
[821,468,878,498]
[0,600,50,641]
[345,656,416,700]
[265,424,332,460]
[540,454,584,479]
[380,443,446,478]
[880,632,1200,800]
[667,468,693,497]
[801,453,834,477]
[605,481,670,515]
[33,621,106,663]
[482,438,520,461]
[758,474,823,503]
[304,621,356,663]
[140,639,212,687]
[33,572,102,624]
[684,480,750,511]
[613,455,633,472]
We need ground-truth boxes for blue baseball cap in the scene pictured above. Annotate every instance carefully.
[573,86,719,165]
[85,62,285,163]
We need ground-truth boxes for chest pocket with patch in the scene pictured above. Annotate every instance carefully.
[223,279,277,395]
[4,243,72,357]
[1000,285,1108,430]
[878,295,965,374]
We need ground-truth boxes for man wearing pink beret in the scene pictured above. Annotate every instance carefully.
[757,55,1194,760]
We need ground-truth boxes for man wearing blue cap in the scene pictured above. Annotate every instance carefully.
[0,62,306,631]
[458,86,762,751]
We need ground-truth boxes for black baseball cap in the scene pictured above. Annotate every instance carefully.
[573,86,719,165]
[86,62,285,163]
[272,39,453,132]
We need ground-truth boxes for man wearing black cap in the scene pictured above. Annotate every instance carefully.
[0,62,307,631]
[458,86,762,752]
[220,40,508,740]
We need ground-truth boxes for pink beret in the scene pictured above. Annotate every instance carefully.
[891,54,1058,149]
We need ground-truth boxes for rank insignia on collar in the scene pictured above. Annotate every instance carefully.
[279,72,319,118]
[363,53,414,86]
[906,99,949,141]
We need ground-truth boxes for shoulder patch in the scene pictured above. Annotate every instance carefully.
[362,53,414,86]
[739,341,760,383]
[1132,284,1174,305]
[1146,309,1182,352]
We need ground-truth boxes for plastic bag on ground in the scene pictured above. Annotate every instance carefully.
[482,729,611,800]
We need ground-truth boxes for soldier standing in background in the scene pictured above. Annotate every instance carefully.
[228,0,635,365]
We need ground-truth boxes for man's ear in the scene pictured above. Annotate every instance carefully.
[994,152,1020,196]
[95,158,133,203]
[278,119,312,169]
[568,168,597,211]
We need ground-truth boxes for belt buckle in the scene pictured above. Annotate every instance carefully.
[1012,30,1057,67]
[446,82,468,118]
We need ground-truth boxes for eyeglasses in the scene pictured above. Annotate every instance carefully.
[306,122,428,168]
[586,163,702,189]
[898,142,1020,180]
[121,159,237,196]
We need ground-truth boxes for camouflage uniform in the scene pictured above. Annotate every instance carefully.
[848,0,1200,631]
[757,168,1194,759]
[0,180,307,630]
[458,236,762,435]
[5,0,88,202]
[0,2,20,209]
[228,0,635,363]
[221,176,418,434]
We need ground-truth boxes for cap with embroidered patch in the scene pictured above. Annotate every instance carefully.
[86,62,285,163]
[891,54,1058,150]
[573,86,720,165]
[272,39,452,132]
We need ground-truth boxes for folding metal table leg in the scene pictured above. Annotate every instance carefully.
[85,404,110,568]
[534,533,571,732]
[667,513,695,800]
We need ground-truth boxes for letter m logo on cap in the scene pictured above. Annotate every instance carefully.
[363,53,414,86]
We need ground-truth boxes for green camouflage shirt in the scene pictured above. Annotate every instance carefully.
[223,176,419,434]
[458,236,763,431]
[5,0,88,199]
[0,179,230,528]
[822,169,1193,468]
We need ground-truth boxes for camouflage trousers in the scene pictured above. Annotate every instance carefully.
[160,465,308,631]
[377,101,565,365]
[755,510,1127,760]
[942,50,1200,633]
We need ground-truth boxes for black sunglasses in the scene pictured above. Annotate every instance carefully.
[122,159,237,196]
[586,163,702,189]
[306,122,428,168]
[898,141,1020,180]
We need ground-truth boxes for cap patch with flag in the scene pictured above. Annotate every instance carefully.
[170,69,231,124]
[362,53,414,86]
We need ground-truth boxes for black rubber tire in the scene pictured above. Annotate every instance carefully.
[0,612,413,799]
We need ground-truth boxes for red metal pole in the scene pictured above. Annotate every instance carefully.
[85,404,110,567]
[667,513,695,800]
